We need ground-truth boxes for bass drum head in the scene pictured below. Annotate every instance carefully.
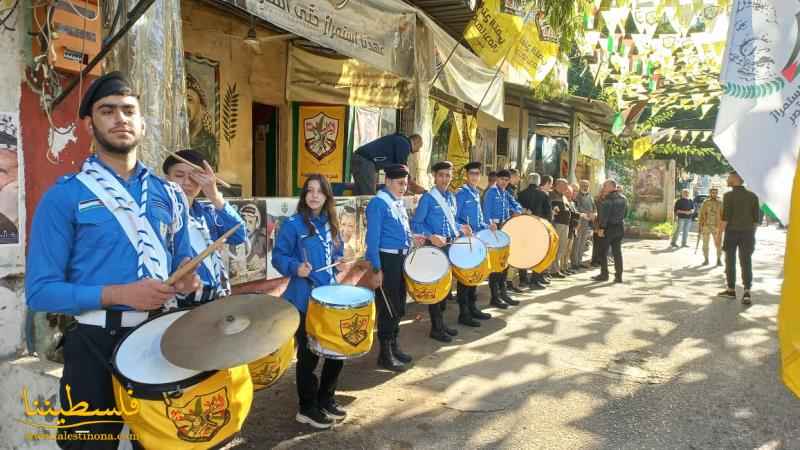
[448,236,488,269]
[476,229,510,248]
[404,246,450,283]
[113,310,213,396]
[311,285,374,309]
[503,215,551,269]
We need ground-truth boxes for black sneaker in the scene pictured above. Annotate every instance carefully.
[296,407,334,429]
[321,401,347,420]
[742,291,752,305]
[717,289,736,298]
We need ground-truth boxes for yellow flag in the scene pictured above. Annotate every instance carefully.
[463,0,525,67]
[779,164,800,398]
[509,16,560,87]
[448,113,470,190]
[431,100,450,136]
[632,136,653,160]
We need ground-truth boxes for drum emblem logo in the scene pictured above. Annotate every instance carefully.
[166,387,231,442]
[304,113,338,161]
[251,361,281,387]
[340,313,369,347]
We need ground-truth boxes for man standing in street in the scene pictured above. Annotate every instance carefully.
[571,180,596,270]
[549,178,573,278]
[698,187,723,266]
[717,171,760,305]
[351,133,425,195]
[671,189,695,248]
[593,179,628,283]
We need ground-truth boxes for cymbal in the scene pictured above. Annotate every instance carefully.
[161,293,300,371]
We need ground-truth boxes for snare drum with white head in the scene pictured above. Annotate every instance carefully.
[403,246,452,304]
[112,309,253,449]
[476,229,511,273]
[448,236,490,286]
[306,285,376,359]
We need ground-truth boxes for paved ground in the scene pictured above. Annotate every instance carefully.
[231,226,797,450]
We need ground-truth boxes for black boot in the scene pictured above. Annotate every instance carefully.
[499,273,520,306]
[391,338,412,364]
[442,304,459,336]
[378,339,407,372]
[429,308,452,343]
[489,275,509,309]
[468,287,491,320]
[457,289,480,327]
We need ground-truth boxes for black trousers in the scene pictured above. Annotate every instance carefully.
[598,224,624,278]
[351,153,377,195]
[295,313,343,411]
[375,252,407,341]
[58,323,130,450]
[591,232,602,264]
[428,243,449,324]
[724,229,756,289]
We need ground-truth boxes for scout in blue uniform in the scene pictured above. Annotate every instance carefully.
[482,169,523,309]
[25,72,200,449]
[365,164,425,371]
[272,174,347,429]
[411,161,471,342]
[455,161,496,322]
[163,149,246,306]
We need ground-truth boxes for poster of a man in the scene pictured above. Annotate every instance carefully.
[185,54,219,169]
[227,200,268,284]
[635,165,665,203]
[0,113,19,244]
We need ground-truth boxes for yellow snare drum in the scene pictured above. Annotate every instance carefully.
[248,337,295,391]
[448,236,491,286]
[476,229,511,273]
[112,310,253,449]
[306,285,376,359]
[531,219,560,273]
[404,246,452,304]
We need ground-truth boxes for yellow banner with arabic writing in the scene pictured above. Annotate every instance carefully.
[297,105,347,189]
[510,16,560,88]
[463,0,523,67]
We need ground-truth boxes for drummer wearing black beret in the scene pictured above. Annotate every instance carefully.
[482,169,523,308]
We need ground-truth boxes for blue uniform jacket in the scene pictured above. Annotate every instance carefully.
[271,213,343,313]
[411,188,459,240]
[456,184,488,232]
[26,160,193,315]
[190,200,247,287]
[365,189,411,270]
[482,185,522,224]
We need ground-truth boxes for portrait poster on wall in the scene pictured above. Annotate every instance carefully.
[0,112,19,245]
[635,161,667,204]
[266,198,300,279]
[226,199,268,285]
[184,53,220,170]
[296,104,346,189]
[335,197,363,260]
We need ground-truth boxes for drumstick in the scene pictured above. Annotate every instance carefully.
[314,257,362,272]
[378,285,395,319]
[165,224,241,286]
[169,152,232,188]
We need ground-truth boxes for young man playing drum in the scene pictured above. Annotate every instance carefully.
[482,169,523,308]
[456,161,496,322]
[26,72,201,449]
[365,164,425,371]
[411,161,473,342]
[163,149,247,306]
[272,174,348,429]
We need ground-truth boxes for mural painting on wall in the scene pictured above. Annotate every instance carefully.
[635,163,666,204]
[0,112,19,244]
[185,53,220,170]
[226,199,268,285]
[266,198,300,279]
[297,105,346,189]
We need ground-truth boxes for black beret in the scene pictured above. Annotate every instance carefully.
[79,71,136,118]
[431,160,454,173]
[464,161,482,171]
[163,149,206,174]
[385,164,409,179]
[496,169,511,178]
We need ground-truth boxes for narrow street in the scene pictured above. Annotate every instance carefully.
[234,226,796,449]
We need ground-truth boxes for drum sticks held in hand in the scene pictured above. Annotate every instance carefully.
[165,224,241,286]
[168,152,232,188]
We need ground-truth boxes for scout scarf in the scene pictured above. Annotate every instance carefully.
[187,207,230,298]
[377,189,411,246]
[429,187,458,237]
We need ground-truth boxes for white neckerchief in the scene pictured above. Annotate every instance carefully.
[75,156,169,281]
[376,190,411,245]
[464,184,485,229]
[187,207,230,297]
[429,187,457,236]
[303,218,335,285]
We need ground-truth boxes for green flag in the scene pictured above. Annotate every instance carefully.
[611,112,624,136]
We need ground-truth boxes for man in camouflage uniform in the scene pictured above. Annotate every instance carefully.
[698,187,723,266]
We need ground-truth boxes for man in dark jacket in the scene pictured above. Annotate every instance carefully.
[592,179,628,283]
[717,171,760,305]
[549,178,573,278]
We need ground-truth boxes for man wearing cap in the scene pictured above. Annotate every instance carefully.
[351,133,425,195]
[718,171,760,304]
[698,187,723,266]
[163,149,247,305]
[365,164,425,371]
[26,72,201,448]
[412,161,473,342]
[456,161,495,322]
[482,169,523,308]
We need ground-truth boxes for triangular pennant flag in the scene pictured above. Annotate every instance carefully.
[611,112,625,136]
[678,129,690,141]
[633,136,653,160]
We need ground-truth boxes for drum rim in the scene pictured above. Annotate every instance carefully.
[476,229,511,248]
[448,236,488,270]
[112,308,216,400]
[310,285,375,310]
[404,246,451,282]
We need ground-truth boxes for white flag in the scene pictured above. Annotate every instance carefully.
[714,0,800,224]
